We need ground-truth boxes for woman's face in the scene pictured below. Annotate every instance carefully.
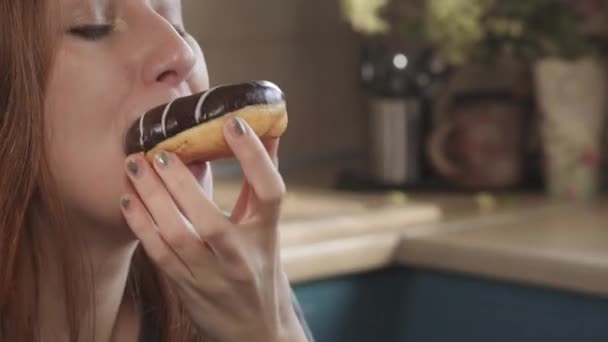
[45,0,211,231]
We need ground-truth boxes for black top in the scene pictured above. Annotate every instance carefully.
[138,290,315,342]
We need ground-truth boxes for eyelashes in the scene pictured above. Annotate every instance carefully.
[68,24,188,41]
[68,25,113,41]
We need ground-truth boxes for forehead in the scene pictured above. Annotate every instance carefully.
[60,0,110,20]
[61,0,182,17]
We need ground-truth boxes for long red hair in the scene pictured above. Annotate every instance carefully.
[0,1,199,341]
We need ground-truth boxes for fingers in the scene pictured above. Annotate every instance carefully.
[263,138,280,168]
[122,117,285,280]
[119,192,192,279]
[223,117,286,223]
[230,138,280,223]
[123,153,218,268]
[149,151,226,236]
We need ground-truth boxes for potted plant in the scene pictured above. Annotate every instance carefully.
[477,0,608,199]
[340,0,608,198]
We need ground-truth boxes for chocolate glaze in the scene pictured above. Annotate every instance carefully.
[124,80,285,155]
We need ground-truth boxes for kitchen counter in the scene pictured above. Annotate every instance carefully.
[213,176,608,298]
[397,199,608,298]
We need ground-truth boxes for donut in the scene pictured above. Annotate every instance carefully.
[123,80,288,163]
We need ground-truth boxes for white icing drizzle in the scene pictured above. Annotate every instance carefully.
[138,111,147,150]
[194,85,223,124]
[160,99,176,138]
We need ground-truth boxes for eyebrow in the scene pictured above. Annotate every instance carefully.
[70,0,115,23]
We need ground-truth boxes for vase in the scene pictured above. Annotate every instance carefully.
[533,56,607,199]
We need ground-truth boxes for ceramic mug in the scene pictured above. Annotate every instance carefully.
[428,93,524,189]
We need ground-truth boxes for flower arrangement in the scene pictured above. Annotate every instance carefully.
[340,0,608,65]
[340,0,390,35]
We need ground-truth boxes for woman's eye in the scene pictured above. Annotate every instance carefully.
[68,25,113,41]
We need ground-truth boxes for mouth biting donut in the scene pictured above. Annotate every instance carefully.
[123,80,288,163]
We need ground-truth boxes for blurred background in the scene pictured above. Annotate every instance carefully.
[184,1,608,342]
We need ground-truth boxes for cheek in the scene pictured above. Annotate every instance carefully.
[43,47,132,222]
[185,35,210,93]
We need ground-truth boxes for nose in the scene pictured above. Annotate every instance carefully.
[140,17,196,87]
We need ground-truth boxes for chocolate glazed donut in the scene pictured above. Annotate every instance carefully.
[123,80,288,163]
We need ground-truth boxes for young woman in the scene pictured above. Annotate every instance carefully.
[0,1,313,341]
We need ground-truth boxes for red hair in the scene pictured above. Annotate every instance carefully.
[0,1,199,340]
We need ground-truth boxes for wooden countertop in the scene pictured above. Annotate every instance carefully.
[397,200,608,297]
[213,176,608,298]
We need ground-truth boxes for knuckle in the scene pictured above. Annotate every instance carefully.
[164,224,195,251]
[259,183,286,206]
[202,227,228,245]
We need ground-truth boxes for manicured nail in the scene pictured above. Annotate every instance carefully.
[127,159,139,176]
[155,151,170,167]
[120,195,131,210]
[232,117,246,136]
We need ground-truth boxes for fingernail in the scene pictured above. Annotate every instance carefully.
[120,195,131,210]
[232,117,246,136]
[127,158,139,176]
[155,151,170,167]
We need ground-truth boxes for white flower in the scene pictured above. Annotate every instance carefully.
[340,0,389,35]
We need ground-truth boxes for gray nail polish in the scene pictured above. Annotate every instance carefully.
[121,196,131,210]
[155,151,169,167]
[232,117,246,136]
[127,159,139,176]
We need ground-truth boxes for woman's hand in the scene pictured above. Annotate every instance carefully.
[120,117,308,342]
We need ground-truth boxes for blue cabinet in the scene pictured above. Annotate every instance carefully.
[293,267,608,342]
